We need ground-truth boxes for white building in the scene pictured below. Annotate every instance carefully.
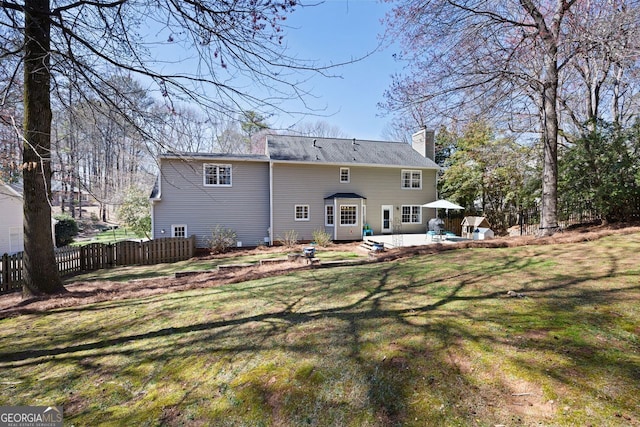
[0,181,24,255]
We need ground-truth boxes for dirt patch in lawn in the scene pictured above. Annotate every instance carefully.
[2,222,639,319]
[0,261,310,319]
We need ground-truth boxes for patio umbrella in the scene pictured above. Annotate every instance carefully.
[422,199,464,212]
[422,199,464,219]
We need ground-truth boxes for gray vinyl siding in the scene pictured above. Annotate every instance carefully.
[0,186,23,255]
[153,158,270,248]
[334,198,363,240]
[271,163,437,240]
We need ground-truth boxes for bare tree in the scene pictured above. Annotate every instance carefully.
[382,0,640,236]
[0,84,22,182]
[289,120,348,138]
[1,0,325,296]
[157,106,216,153]
[52,75,158,222]
[561,1,640,129]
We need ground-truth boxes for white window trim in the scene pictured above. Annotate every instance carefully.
[339,204,358,227]
[325,205,334,226]
[340,167,350,183]
[401,205,422,224]
[294,204,310,221]
[401,169,422,190]
[171,224,187,238]
[203,163,232,187]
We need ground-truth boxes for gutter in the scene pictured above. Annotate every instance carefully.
[269,161,274,246]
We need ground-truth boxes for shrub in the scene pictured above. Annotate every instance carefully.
[117,187,152,238]
[208,225,237,254]
[54,214,79,247]
[277,229,298,247]
[312,229,332,247]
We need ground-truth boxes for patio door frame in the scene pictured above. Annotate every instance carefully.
[381,205,393,234]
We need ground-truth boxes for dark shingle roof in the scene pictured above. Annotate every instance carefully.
[266,135,439,168]
[1,180,23,197]
[8,181,23,196]
[160,152,269,162]
[324,193,366,200]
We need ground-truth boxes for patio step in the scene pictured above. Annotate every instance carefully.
[361,239,389,251]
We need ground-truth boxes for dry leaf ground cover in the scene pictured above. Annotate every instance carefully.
[0,230,639,426]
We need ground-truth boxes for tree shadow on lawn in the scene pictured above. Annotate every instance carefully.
[1,250,639,425]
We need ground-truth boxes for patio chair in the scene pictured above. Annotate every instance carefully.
[427,218,445,241]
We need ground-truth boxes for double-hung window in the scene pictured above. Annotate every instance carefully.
[340,167,350,183]
[340,205,358,226]
[204,163,232,186]
[401,206,421,224]
[295,205,310,221]
[401,170,422,189]
[325,205,334,226]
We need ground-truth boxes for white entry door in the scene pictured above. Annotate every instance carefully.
[381,205,393,233]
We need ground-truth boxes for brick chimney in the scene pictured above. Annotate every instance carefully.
[411,128,435,161]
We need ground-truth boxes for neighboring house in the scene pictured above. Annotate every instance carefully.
[150,129,440,248]
[51,180,95,207]
[0,181,24,255]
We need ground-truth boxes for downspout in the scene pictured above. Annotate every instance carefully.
[150,200,155,239]
[334,199,337,241]
[151,169,162,240]
[360,199,364,240]
[269,161,274,245]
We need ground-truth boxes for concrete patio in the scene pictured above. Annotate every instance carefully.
[364,233,469,249]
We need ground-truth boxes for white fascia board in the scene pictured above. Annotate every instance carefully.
[269,159,440,170]
[159,154,269,163]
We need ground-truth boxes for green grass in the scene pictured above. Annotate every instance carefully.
[74,227,143,246]
[1,234,639,426]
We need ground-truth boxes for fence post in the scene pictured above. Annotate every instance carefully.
[80,245,86,272]
[107,243,114,267]
[2,253,9,288]
[189,235,195,258]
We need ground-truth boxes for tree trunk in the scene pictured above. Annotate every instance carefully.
[22,0,66,296]
[612,65,623,125]
[520,0,564,237]
[539,50,560,236]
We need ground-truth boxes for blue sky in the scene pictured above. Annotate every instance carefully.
[144,1,403,141]
[278,0,403,140]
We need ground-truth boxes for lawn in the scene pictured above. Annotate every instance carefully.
[74,226,143,246]
[68,247,365,282]
[0,233,639,426]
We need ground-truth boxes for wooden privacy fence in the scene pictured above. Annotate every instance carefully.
[442,218,463,236]
[0,236,196,295]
